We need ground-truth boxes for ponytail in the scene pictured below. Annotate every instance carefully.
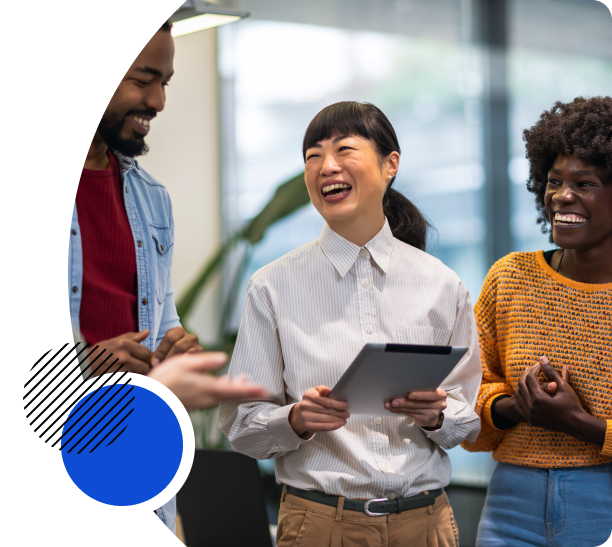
[383,186,431,251]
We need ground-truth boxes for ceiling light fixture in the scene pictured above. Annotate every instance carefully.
[171,0,249,37]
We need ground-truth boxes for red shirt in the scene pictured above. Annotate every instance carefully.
[76,152,138,344]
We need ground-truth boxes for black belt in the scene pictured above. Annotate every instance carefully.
[285,486,444,516]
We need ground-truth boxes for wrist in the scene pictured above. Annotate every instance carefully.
[568,412,607,445]
[289,403,306,437]
[422,412,444,431]
[495,395,523,423]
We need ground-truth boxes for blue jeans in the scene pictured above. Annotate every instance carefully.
[477,462,612,546]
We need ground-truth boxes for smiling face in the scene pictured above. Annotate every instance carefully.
[544,154,612,251]
[304,134,399,231]
[97,30,175,157]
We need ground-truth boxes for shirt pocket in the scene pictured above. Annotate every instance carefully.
[150,225,174,305]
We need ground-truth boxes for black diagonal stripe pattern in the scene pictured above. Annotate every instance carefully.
[88,411,133,453]
[49,375,131,446]
[60,389,135,452]
[49,348,136,454]
[105,425,129,449]
[51,360,123,427]
[71,402,135,454]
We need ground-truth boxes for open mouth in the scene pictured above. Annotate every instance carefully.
[127,114,152,135]
[554,212,588,226]
[321,183,352,198]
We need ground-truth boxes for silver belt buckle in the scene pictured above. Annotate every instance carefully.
[363,497,390,517]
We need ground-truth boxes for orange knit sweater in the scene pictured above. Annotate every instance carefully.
[462,251,612,467]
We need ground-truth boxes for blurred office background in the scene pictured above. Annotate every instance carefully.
[138,1,612,544]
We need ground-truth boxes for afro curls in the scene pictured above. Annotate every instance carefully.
[523,96,612,239]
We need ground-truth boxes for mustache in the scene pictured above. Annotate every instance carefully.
[125,108,157,119]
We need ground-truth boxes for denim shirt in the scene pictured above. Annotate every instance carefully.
[69,152,181,347]
[68,151,181,533]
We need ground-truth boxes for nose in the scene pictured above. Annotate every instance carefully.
[552,183,576,203]
[144,84,166,113]
[320,153,341,176]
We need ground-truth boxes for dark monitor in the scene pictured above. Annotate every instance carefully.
[177,449,273,547]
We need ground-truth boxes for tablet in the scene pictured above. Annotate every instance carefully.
[328,343,468,415]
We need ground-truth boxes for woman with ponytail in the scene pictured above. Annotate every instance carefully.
[220,102,481,547]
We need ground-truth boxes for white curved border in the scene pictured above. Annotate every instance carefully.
[49,372,195,514]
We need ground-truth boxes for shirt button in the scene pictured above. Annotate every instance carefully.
[366,326,373,334]
[388,493,397,500]
[125,186,128,193]
[137,240,142,247]
[142,298,148,305]
[71,286,78,293]
[380,462,389,471]
[362,278,370,286]
[359,249,368,258]
[71,229,77,236]
[287,441,294,448]
[374,417,382,425]
[160,245,165,251]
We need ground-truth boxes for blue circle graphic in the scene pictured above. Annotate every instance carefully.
[61,384,183,506]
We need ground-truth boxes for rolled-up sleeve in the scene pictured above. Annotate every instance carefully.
[423,282,482,450]
[219,279,313,460]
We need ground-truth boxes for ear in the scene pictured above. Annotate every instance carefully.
[387,151,400,179]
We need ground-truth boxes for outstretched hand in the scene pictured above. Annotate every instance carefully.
[148,352,268,410]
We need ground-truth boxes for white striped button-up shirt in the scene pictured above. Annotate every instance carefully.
[219,219,481,499]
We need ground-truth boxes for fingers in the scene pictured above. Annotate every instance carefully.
[524,364,545,395]
[185,351,227,371]
[131,329,150,343]
[385,397,447,410]
[210,377,268,403]
[542,381,558,394]
[406,388,446,402]
[151,327,183,365]
[539,356,562,384]
[165,333,202,360]
[309,386,349,412]
[562,364,571,383]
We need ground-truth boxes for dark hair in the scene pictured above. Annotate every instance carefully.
[160,20,173,32]
[523,96,612,241]
[303,101,431,250]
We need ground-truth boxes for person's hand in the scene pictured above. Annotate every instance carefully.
[147,352,268,410]
[514,356,606,445]
[384,388,447,427]
[89,330,153,375]
[289,386,350,437]
[151,326,203,366]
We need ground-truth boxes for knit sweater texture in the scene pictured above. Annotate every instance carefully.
[462,251,612,467]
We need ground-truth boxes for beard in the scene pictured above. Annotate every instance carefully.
[97,108,156,157]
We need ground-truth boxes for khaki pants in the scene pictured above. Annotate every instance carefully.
[276,489,459,547]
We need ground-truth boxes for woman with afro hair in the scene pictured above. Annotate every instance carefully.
[462,96,612,546]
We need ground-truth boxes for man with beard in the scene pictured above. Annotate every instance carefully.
[68,21,267,533]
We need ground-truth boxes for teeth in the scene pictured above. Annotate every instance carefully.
[131,116,150,128]
[555,213,586,224]
[322,183,351,195]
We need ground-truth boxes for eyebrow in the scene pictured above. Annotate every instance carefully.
[134,66,174,79]
[549,168,599,176]
[308,135,349,149]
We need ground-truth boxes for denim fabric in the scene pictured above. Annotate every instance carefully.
[68,151,181,532]
[477,462,612,546]
[69,151,181,349]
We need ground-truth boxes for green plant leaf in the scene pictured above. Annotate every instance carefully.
[176,171,309,324]
[242,172,310,244]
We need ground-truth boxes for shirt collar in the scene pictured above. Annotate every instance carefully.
[319,218,395,278]
[110,149,139,173]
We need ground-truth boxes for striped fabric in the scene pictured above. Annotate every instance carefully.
[219,219,482,499]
